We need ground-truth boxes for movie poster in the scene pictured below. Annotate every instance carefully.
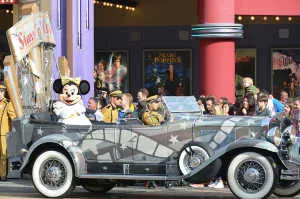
[94,51,128,97]
[143,50,191,96]
[272,48,300,98]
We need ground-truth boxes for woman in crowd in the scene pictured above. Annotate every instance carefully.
[240,93,256,116]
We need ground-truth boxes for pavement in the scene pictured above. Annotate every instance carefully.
[0,179,298,199]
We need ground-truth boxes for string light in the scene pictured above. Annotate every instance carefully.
[288,17,292,21]
[250,16,255,21]
[237,16,242,21]
[96,1,136,11]
[263,16,267,20]
[5,9,9,14]
[275,16,280,21]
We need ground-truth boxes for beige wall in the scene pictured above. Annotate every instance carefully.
[94,0,199,27]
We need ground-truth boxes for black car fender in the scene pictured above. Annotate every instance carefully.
[183,139,286,181]
[20,134,86,177]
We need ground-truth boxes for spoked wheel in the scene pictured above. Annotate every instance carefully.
[227,152,277,199]
[273,180,300,197]
[82,181,115,193]
[178,143,211,175]
[32,150,74,198]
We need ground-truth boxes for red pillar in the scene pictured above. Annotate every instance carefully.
[198,0,236,103]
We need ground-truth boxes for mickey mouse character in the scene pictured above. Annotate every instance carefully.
[53,76,92,125]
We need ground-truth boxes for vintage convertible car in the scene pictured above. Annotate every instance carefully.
[6,96,300,199]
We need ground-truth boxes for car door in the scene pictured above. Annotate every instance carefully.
[129,123,170,175]
[79,123,124,174]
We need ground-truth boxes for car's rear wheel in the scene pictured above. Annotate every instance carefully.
[273,180,300,197]
[82,181,115,193]
[227,152,276,199]
[178,143,212,175]
[32,150,74,198]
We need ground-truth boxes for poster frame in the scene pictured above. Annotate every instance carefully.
[142,48,193,96]
[94,49,130,93]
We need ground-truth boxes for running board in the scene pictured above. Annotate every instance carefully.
[280,169,300,180]
[79,174,181,181]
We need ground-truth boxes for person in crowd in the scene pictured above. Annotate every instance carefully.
[119,93,137,119]
[196,96,207,114]
[240,93,256,116]
[258,90,284,116]
[205,96,216,115]
[218,97,229,107]
[102,90,123,123]
[222,101,231,115]
[86,97,103,121]
[281,102,293,119]
[0,84,16,180]
[136,88,149,119]
[205,96,222,115]
[218,97,229,115]
[280,90,289,105]
[96,90,109,108]
[142,95,164,125]
[291,97,300,135]
[256,94,272,116]
[243,77,259,99]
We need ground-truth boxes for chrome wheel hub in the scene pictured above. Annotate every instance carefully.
[190,156,201,168]
[40,159,66,188]
[243,167,260,183]
[235,160,266,193]
[46,166,62,182]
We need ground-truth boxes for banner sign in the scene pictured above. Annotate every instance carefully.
[6,12,56,62]
[272,48,300,98]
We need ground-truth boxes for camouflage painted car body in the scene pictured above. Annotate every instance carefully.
[6,96,300,192]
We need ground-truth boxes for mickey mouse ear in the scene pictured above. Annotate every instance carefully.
[53,79,63,94]
[79,80,90,95]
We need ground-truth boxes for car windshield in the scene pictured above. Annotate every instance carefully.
[162,96,201,113]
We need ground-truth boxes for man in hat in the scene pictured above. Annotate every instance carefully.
[102,90,123,123]
[0,84,16,180]
[142,95,164,125]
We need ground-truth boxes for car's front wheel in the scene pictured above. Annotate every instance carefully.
[32,150,74,198]
[178,143,211,175]
[227,152,276,199]
[273,180,300,197]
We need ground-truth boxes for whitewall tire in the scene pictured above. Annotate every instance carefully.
[32,150,74,198]
[178,144,211,175]
[227,152,276,199]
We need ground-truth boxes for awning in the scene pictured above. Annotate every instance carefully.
[0,0,18,4]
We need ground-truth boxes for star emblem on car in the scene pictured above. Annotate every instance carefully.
[169,135,179,145]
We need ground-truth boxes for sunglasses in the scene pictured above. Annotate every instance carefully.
[116,97,122,100]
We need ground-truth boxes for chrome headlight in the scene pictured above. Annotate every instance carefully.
[283,125,297,144]
[267,126,281,146]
